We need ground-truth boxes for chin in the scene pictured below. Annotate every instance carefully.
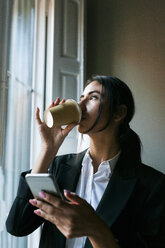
[77,125,89,134]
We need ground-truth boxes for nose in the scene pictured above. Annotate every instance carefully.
[78,99,86,112]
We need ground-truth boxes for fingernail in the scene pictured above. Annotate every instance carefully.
[29,199,37,205]
[64,189,70,196]
[64,189,76,196]
[34,209,41,215]
[39,191,46,198]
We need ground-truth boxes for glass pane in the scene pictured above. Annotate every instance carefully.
[9,0,35,87]
[0,0,35,247]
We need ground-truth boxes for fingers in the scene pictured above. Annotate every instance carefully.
[48,98,66,109]
[32,204,57,224]
[60,99,66,104]
[48,98,59,109]
[29,191,85,209]
[37,97,65,124]
[33,208,56,224]
[64,190,85,205]
[29,193,68,223]
[35,107,42,125]
[29,199,58,224]
[30,192,65,209]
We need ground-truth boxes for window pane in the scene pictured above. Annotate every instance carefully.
[0,0,35,247]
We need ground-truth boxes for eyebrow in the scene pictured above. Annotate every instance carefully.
[80,90,101,99]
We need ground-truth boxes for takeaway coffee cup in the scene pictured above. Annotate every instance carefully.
[44,99,82,127]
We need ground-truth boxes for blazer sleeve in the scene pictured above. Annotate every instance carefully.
[136,173,165,247]
[6,171,44,237]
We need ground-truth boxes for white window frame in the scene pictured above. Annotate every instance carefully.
[28,0,55,247]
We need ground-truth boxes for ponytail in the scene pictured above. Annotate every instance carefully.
[119,123,142,163]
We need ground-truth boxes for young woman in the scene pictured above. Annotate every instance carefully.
[6,76,165,248]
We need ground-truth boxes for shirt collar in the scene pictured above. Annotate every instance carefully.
[82,149,121,174]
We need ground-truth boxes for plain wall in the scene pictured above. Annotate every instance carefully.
[86,0,165,173]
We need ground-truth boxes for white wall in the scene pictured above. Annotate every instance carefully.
[87,0,165,173]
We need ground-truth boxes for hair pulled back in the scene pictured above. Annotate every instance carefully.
[86,75,141,163]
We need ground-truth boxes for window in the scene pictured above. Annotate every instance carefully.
[0,0,85,247]
[1,0,35,247]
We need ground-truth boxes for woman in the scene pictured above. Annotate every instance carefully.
[6,76,165,247]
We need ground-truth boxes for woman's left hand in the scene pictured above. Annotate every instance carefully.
[29,190,101,239]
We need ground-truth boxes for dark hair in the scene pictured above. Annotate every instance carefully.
[86,75,141,163]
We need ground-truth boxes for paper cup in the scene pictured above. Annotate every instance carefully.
[44,99,82,127]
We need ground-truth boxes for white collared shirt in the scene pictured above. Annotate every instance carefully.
[65,150,120,248]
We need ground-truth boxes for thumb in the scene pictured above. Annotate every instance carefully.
[64,190,84,205]
[36,107,42,125]
[62,123,77,137]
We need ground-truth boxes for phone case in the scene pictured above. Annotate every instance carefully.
[25,173,63,199]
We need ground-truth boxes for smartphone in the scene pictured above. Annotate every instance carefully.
[25,173,63,200]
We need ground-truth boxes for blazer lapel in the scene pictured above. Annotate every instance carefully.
[56,150,87,196]
[96,171,137,226]
[96,155,137,226]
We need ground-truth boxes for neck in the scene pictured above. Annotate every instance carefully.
[88,129,120,172]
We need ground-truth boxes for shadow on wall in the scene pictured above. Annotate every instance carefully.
[86,0,165,173]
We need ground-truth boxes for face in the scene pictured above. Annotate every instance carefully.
[78,81,110,134]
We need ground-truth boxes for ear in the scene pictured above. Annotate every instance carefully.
[113,104,127,123]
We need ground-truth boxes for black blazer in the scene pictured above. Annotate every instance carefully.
[6,150,165,248]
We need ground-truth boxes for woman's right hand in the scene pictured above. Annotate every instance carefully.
[31,98,76,173]
[36,98,76,156]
